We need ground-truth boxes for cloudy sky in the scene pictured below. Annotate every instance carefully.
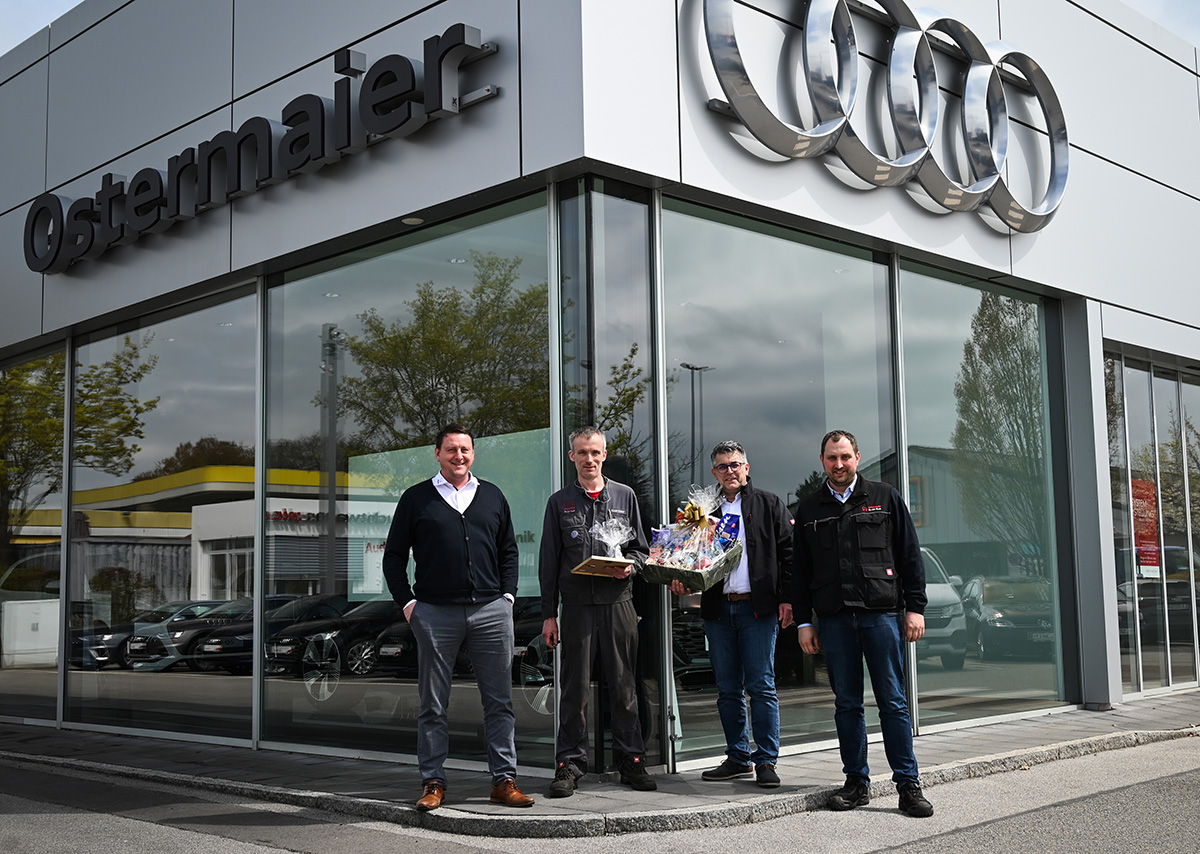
[1,1,1200,58]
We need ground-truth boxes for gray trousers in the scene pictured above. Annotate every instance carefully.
[556,599,645,772]
[409,597,517,785]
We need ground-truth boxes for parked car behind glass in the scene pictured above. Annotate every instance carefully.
[914,547,967,670]
[962,575,1055,660]
[126,595,297,671]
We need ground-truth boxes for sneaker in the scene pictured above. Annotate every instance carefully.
[755,763,780,788]
[827,776,870,811]
[701,758,754,781]
[548,761,581,798]
[898,782,933,818]
[619,755,657,791]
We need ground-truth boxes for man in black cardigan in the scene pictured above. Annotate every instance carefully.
[382,423,534,812]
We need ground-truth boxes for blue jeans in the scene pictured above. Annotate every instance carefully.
[818,610,919,786]
[704,597,780,766]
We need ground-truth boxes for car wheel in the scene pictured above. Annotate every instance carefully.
[941,651,966,670]
[345,640,377,676]
[978,633,994,662]
[115,639,133,669]
[301,636,342,702]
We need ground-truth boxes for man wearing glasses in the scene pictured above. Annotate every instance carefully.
[671,440,794,787]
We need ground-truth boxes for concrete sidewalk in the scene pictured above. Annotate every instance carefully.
[2,689,1198,838]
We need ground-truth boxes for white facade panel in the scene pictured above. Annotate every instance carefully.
[1101,305,1200,363]
[226,1,521,271]
[578,0,680,181]
[1009,147,1200,315]
[676,0,1015,274]
[1001,0,1200,200]
[45,0,234,188]
[0,60,48,213]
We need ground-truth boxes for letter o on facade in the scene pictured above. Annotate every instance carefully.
[24,193,69,274]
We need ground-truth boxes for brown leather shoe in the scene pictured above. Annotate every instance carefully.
[416,781,445,811]
[489,777,535,807]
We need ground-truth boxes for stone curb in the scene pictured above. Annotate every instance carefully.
[3,727,1198,838]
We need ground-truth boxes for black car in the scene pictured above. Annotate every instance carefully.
[372,596,551,686]
[265,598,405,700]
[126,595,297,671]
[962,575,1055,660]
[70,600,228,670]
[195,594,352,674]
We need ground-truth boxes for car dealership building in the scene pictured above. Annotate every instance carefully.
[2,0,1198,776]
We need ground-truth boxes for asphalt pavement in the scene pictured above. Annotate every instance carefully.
[1,688,1199,839]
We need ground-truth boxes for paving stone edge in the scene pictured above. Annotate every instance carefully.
[2,727,1198,838]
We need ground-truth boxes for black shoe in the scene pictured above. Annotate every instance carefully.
[827,777,870,811]
[548,761,581,798]
[755,763,780,788]
[898,782,933,818]
[701,759,754,781]
[619,756,657,791]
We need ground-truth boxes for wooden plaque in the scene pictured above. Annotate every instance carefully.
[570,556,635,576]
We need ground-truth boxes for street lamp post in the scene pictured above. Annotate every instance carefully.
[680,362,714,485]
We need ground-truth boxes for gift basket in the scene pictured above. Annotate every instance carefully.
[640,484,743,592]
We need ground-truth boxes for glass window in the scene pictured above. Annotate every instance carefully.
[1181,375,1200,682]
[262,196,554,765]
[65,292,257,736]
[557,177,663,769]
[1124,361,1167,689]
[1152,370,1196,683]
[899,266,1063,725]
[0,350,66,720]
[662,199,893,760]
[1105,355,1137,692]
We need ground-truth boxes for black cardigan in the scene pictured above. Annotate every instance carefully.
[382,478,520,606]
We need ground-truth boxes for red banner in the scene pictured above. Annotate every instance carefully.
[1131,479,1160,576]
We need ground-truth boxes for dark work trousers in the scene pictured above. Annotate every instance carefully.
[556,599,645,772]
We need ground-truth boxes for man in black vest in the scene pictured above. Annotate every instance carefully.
[792,430,933,818]
[539,426,655,797]
[383,423,533,812]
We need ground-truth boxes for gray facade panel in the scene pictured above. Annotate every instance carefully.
[0,208,44,350]
[1002,0,1200,201]
[39,113,238,335]
[0,27,49,84]
[232,0,443,99]
[520,0,586,176]
[45,0,234,189]
[48,0,130,51]
[0,60,48,213]
[227,1,521,271]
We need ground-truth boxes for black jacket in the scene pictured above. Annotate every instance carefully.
[699,478,794,621]
[539,477,649,619]
[382,478,519,606]
[791,475,926,624]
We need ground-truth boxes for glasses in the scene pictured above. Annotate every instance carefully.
[714,461,745,473]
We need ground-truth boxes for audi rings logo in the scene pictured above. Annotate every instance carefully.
[703,0,1068,233]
